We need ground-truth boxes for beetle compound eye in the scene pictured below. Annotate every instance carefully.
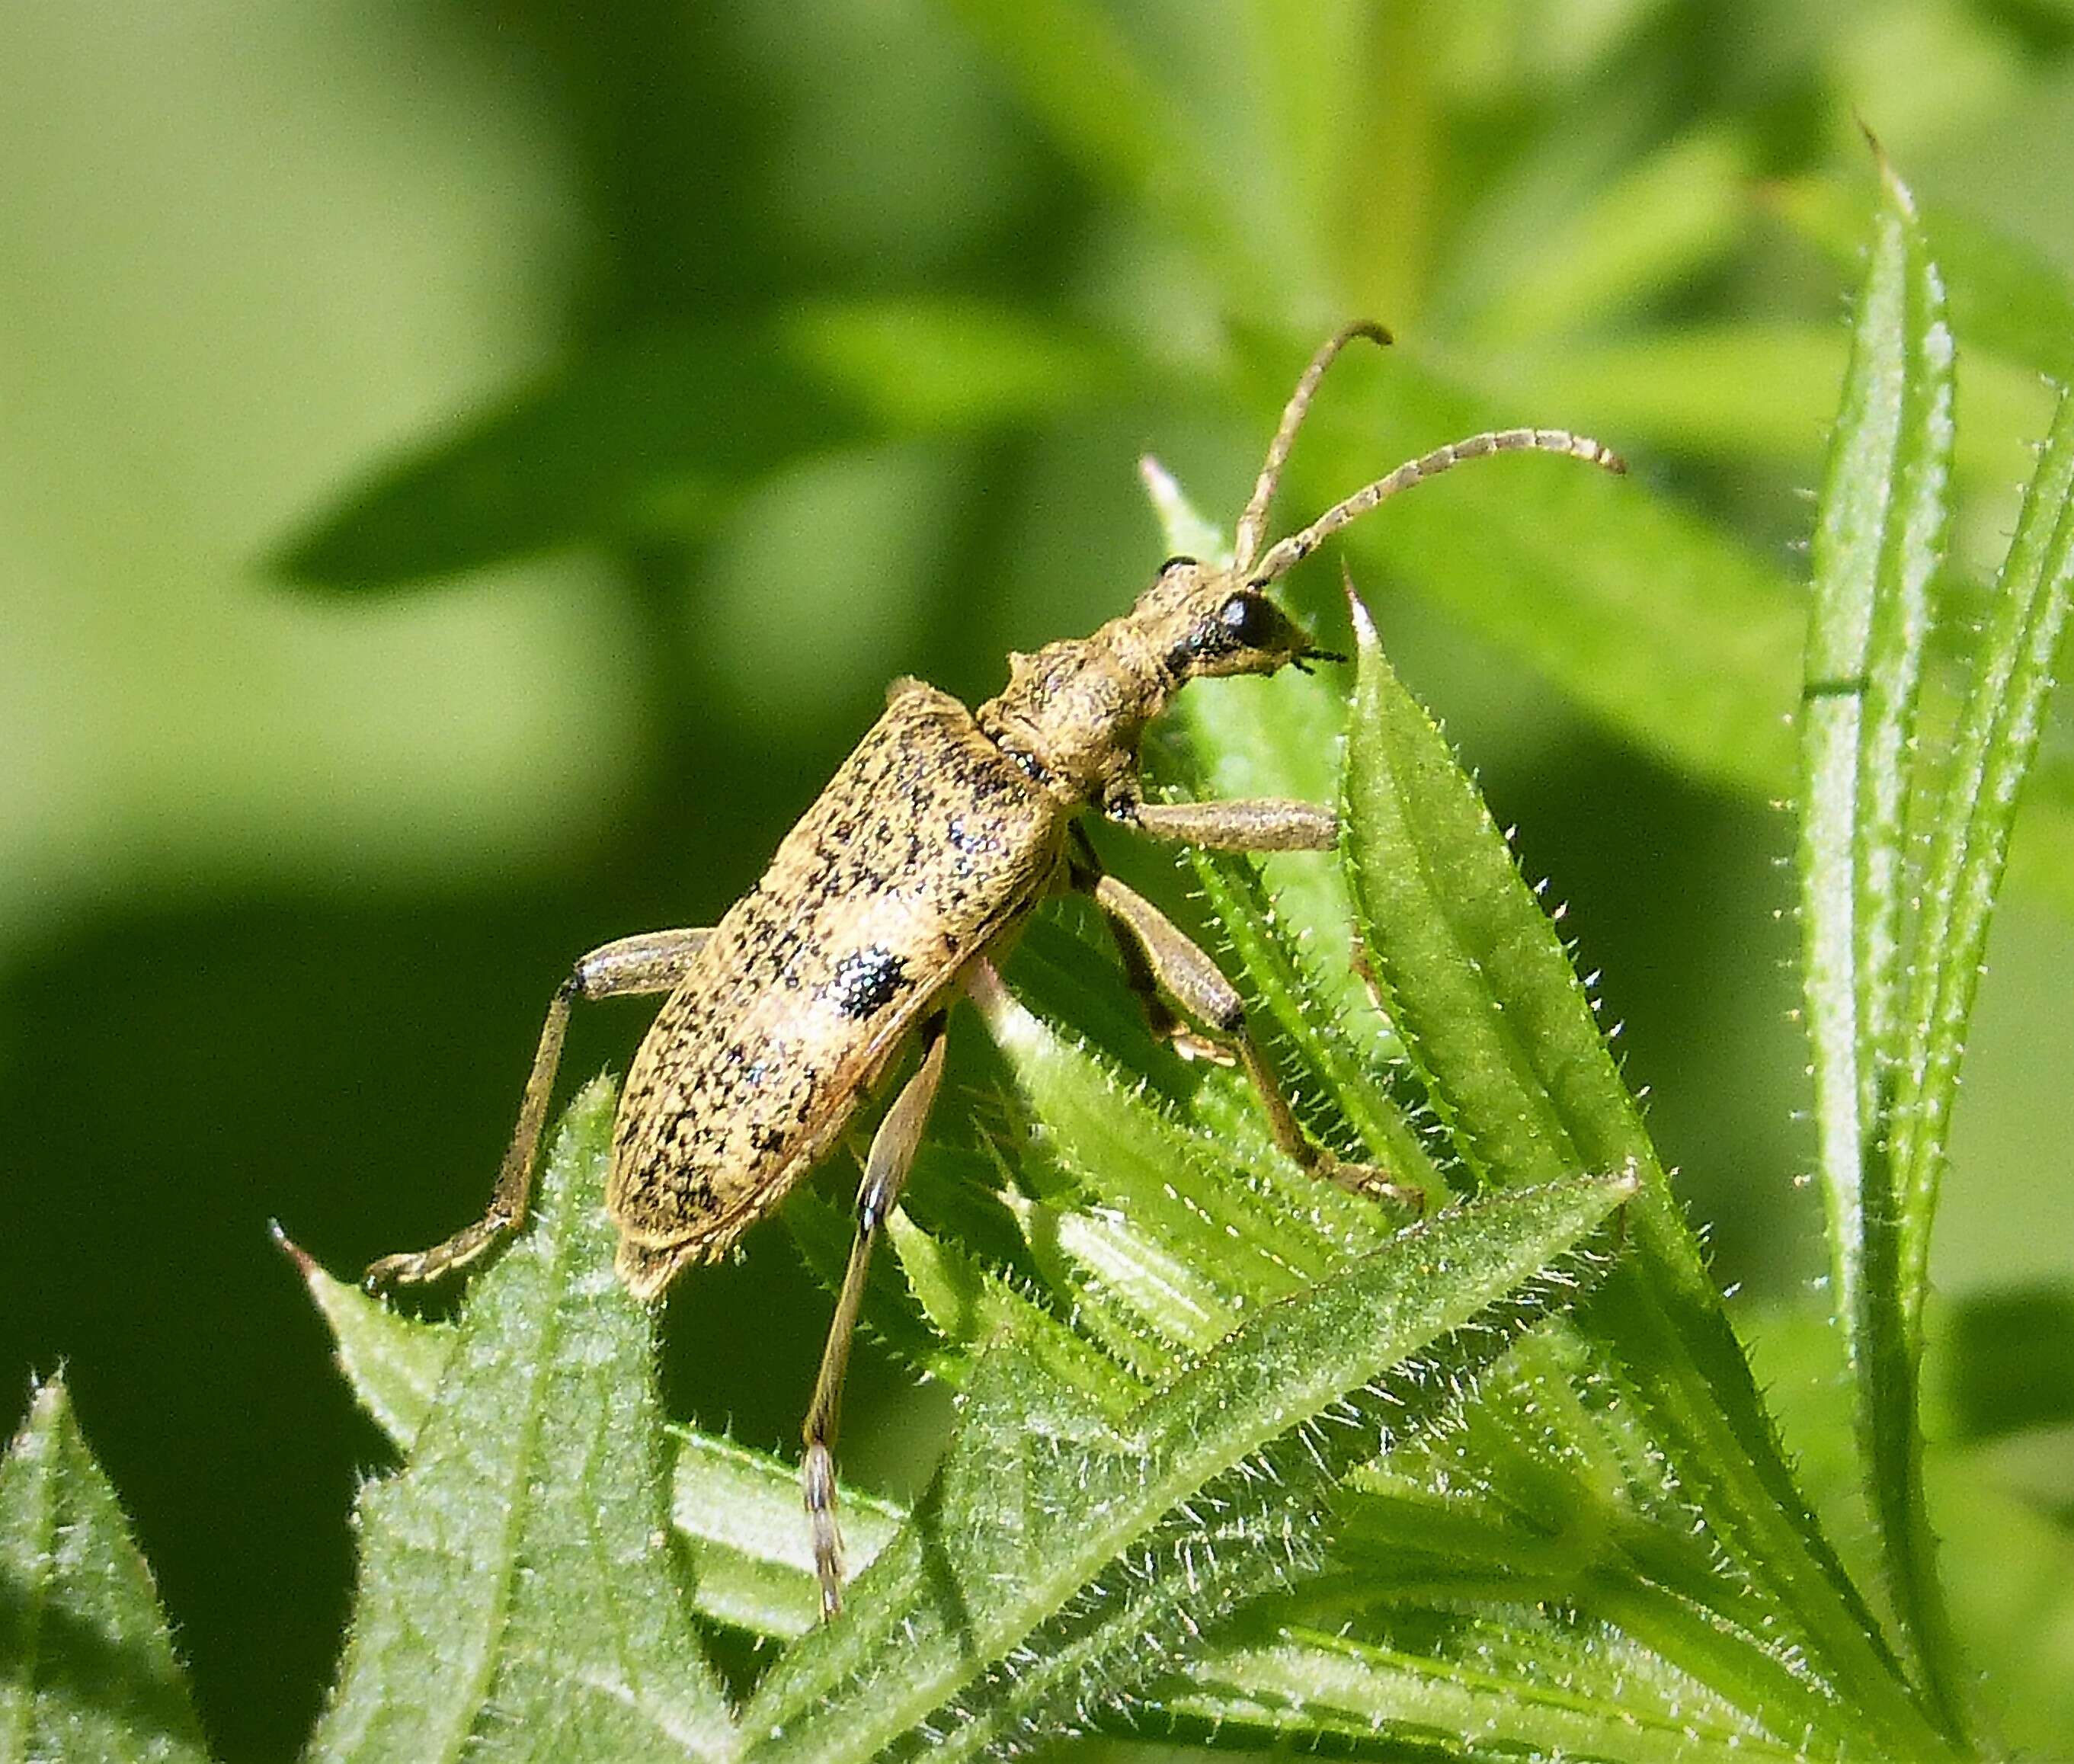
[1218,591,1277,648]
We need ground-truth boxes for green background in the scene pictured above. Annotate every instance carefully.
[2,2,2070,1757]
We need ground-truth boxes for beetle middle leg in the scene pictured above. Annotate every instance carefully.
[1077,865,1422,1212]
[804,1008,950,1619]
[363,926,713,1290]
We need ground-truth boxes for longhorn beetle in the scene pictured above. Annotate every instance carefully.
[364,323,1625,1618]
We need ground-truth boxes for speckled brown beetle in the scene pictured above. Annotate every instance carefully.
[364,324,1624,1618]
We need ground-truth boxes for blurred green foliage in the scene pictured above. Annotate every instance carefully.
[4,2,2074,1758]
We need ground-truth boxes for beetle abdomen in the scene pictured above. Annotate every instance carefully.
[605,683,1064,1278]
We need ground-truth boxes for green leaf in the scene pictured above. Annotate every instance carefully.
[285,1231,455,1452]
[274,302,1129,589]
[1797,152,1970,1732]
[971,966,1387,1318]
[1341,597,1944,1759]
[0,1379,210,1764]
[1157,1618,1807,1764]
[739,1170,1634,1762]
[885,1207,1147,1418]
[1891,387,2074,1334]
[299,1212,917,1653]
[307,1077,737,1763]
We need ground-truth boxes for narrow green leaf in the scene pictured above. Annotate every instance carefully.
[1893,389,2074,1329]
[1160,1620,1806,1764]
[1797,154,1970,1731]
[740,1170,1634,1762]
[885,1208,1144,1418]
[1342,603,1944,1758]
[784,1186,954,1385]
[1333,1331,1878,1752]
[0,1380,210,1764]
[308,1080,737,1763]
[299,1231,913,1652]
[1187,844,1446,1203]
[1143,459,1443,1200]
[973,968,1358,1302]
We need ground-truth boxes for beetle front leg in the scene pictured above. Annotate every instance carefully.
[1115,796,1337,853]
[1079,870,1422,1212]
[804,1009,949,1621]
[363,927,714,1290]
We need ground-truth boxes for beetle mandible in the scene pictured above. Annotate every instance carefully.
[363,323,1624,1618]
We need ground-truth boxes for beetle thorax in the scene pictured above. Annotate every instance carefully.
[975,619,1173,805]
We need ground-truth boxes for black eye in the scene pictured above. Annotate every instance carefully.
[1218,591,1276,648]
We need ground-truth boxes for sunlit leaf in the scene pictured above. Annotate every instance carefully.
[1342,592,1944,1759]
[286,1233,455,1452]
[1891,388,2074,1329]
[1797,152,1970,1734]
[1157,1618,1804,1764]
[740,1170,1634,1762]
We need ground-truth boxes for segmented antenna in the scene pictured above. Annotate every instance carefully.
[1231,320,1391,576]
[1250,426,1626,587]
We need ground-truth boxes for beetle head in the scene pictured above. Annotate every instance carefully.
[1128,557,1336,684]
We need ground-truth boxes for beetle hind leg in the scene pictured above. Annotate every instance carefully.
[802,1008,950,1619]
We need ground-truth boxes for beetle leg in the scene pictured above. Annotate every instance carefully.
[363,927,714,1291]
[1067,828,1231,1064]
[1116,796,1338,853]
[804,1009,949,1621]
[1078,871,1423,1212]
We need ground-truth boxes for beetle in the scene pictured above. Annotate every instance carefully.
[364,323,1624,1618]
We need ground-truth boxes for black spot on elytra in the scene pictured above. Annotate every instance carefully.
[828,944,907,1020]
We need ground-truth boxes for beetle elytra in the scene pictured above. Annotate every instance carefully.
[364,323,1624,1618]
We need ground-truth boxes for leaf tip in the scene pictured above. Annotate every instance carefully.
[268,1216,318,1279]
[1855,117,1919,219]
[1341,562,1378,651]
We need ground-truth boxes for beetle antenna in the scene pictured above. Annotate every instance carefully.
[1249,427,1625,587]
[1231,321,1391,577]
